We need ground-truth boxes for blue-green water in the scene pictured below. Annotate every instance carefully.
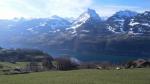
[50,51,150,63]
[73,54,150,63]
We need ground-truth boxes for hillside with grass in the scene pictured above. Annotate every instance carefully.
[0,47,50,62]
[0,69,150,84]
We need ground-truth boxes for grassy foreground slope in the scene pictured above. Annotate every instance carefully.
[0,69,150,84]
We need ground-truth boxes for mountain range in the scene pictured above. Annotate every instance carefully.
[0,8,150,58]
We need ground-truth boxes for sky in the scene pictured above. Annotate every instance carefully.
[0,0,150,19]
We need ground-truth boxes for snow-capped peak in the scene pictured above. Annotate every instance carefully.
[85,8,101,19]
[107,10,138,33]
[143,11,150,16]
[70,8,101,29]
[108,10,138,22]
[114,10,138,18]
[66,8,101,35]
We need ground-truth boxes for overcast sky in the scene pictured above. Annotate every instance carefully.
[0,0,150,19]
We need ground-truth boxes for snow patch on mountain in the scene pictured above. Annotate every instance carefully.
[39,22,47,27]
[66,8,101,36]
[107,10,138,33]
[27,28,34,32]
[81,30,90,33]
[107,25,115,32]
[142,23,150,27]
[129,19,139,26]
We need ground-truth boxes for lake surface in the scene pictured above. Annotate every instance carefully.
[73,54,150,64]
[49,51,150,64]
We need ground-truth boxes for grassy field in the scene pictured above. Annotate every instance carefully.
[0,62,29,75]
[0,62,29,68]
[0,68,150,84]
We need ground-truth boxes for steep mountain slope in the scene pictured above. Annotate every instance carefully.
[124,11,150,34]
[66,8,109,36]
[0,16,71,48]
[107,10,138,33]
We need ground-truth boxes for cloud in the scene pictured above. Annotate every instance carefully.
[0,0,149,19]
[93,5,140,17]
[0,0,93,19]
[91,4,150,17]
[42,0,93,17]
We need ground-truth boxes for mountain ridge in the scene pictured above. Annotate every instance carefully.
[0,9,150,57]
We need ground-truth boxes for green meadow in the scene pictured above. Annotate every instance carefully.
[0,68,150,84]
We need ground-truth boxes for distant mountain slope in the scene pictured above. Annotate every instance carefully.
[0,9,150,57]
[107,10,138,33]
[0,47,51,62]
[124,11,150,34]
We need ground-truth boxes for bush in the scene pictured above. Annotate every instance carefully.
[54,56,79,70]
[42,56,53,70]
[0,64,3,69]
